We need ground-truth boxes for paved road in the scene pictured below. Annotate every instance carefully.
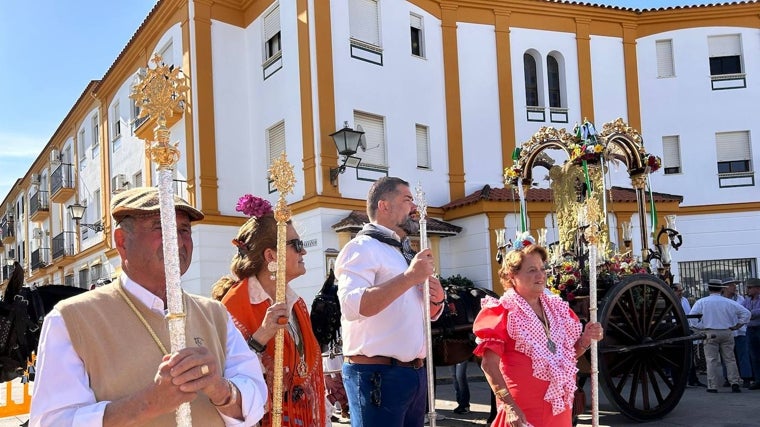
[4,363,757,427]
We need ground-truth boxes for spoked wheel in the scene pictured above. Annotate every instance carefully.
[598,274,694,421]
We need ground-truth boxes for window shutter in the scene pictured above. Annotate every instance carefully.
[264,4,280,42]
[708,35,741,57]
[349,0,380,46]
[267,121,286,167]
[656,39,675,78]
[716,131,750,161]
[662,135,681,168]
[416,124,430,169]
[159,41,174,67]
[410,13,422,29]
[354,112,386,168]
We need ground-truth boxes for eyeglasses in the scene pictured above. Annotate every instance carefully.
[287,239,305,253]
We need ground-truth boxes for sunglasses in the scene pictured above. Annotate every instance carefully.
[287,239,305,252]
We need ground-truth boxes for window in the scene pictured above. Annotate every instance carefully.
[78,268,89,288]
[78,129,87,171]
[708,35,742,76]
[416,124,430,169]
[547,56,561,108]
[267,121,286,169]
[716,131,753,187]
[264,4,281,61]
[130,98,143,134]
[133,171,143,188]
[349,0,382,65]
[64,274,74,287]
[410,13,424,58]
[662,135,681,174]
[91,263,104,283]
[112,102,122,152]
[91,115,100,158]
[655,39,675,78]
[92,189,101,228]
[353,111,386,168]
[159,41,174,69]
[524,54,538,107]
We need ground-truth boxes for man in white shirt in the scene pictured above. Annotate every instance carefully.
[30,187,267,426]
[689,278,751,393]
[722,279,752,387]
[335,177,445,427]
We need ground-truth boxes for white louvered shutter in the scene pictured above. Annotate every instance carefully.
[264,5,280,44]
[662,136,681,169]
[354,112,386,168]
[656,39,674,78]
[410,13,422,30]
[716,131,750,162]
[268,121,286,167]
[708,34,741,57]
[416,124,430,169]
[349,0,380,46]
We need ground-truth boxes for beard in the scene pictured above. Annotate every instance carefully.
[400,215,420,235]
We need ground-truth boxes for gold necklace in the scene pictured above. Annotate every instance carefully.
[286,312,308,378]
[538,301,557,354]
[117,283,169,355]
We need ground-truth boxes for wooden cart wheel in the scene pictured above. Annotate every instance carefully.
[597,274,692,421]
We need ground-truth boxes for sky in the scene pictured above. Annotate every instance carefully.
[0,1,714,200]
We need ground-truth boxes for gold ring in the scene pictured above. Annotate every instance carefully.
[200,364,210,376]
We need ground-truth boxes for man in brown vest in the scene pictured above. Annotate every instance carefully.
[30,187,267,426]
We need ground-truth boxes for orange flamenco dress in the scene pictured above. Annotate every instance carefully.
[222,278,326,427]
[473,290,582,427]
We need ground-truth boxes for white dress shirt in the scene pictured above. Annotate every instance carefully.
[336,223,441,362]
[680,296,691,314]
[29,274,267,427]
[689,293,751,330]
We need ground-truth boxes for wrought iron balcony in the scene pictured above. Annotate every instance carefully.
[31,247,50,270]
[30,191,50,221]
[0,216,14,244]
[51,163,76,203]
[52,231,76,260]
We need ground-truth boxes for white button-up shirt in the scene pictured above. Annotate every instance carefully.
[336,223,439,362]
[689,293,751,330]
[30,274,267,427]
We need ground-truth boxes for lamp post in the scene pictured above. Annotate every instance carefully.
[68,203,104,232]
[329,122,364,186]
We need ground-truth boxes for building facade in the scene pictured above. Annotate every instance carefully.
[0,0,758,302]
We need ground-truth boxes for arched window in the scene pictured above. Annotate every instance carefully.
[523,54,538,106]
[547,55,561,108]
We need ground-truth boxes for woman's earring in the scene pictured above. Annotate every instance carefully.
[267,261,277,280]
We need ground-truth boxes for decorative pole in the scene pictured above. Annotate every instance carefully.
[269,153,295,427]
[583,197,602,427]
[415,183,437,427]
[130,53,191,426]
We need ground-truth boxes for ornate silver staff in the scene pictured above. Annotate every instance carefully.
[269,153,295,427]
[415,182,438,426]
[583,198,602,427]
[130,53,191,426]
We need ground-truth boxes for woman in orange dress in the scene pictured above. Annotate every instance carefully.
[474,243,603,427]
[212,195,325,427]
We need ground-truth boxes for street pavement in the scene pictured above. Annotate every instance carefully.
[3,363,757,426]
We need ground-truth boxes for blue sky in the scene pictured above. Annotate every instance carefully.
[0,0,710,200]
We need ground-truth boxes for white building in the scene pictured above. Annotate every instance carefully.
[1,0,757,302]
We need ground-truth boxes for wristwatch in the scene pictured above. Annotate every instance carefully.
[247,336,267,353]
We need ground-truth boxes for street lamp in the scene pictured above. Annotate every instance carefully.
[329,122,364,186]
[68,203,104,232]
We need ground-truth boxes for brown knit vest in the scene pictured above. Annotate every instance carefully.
[57,281,228,427]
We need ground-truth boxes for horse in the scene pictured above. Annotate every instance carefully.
[0,265,87,383]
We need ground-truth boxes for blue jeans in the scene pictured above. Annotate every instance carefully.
[450,362,470,407]
[343,361,427,427]
[747,326,760,382]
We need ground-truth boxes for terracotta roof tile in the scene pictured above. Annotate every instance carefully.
[331,211,462,235]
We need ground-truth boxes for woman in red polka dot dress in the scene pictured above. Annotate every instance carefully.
[474,243,603,427]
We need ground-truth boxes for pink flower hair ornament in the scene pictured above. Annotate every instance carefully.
[235,194,273,218]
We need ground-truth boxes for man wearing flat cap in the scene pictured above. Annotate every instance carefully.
[31,187,268,426]
[689,278,751,393]
[742,278,760,389]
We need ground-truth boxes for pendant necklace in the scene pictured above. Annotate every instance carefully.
[538,301,557,354]
[286,314,309,378]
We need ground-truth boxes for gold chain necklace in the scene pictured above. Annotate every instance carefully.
[538,301,557,354]
[116,283,169,355]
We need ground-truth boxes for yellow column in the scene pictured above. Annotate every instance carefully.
[575,18,594,122]
[622,23,642,130]
[314,1,340,197]
[441,4,465,201]
[494,9,516,177]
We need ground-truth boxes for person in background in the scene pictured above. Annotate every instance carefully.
[335,176,445,427]
[474,242,603,426]
[674,283,706,388]
[741,278,760,390]
[451,360,471,414]
[212,194,326,427]
[722,279,752,387]
[689,278,751,393]
[30,187,267,426]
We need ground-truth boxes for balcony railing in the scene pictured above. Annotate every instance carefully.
[52,231,76,259]
[31,247,50,270]
[51,163,75,198]
[1,217,14,243]
[30,191,50,216]
[1,264,12,282]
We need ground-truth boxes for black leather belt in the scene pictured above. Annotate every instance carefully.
[346,355,425,369]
